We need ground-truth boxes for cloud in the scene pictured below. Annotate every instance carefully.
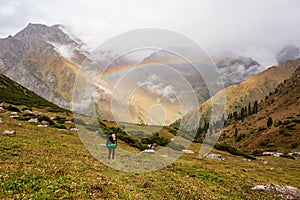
[0,0,300,67]
[137,74,176,102]
[49,42,75,60]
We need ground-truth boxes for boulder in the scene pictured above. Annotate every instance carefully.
[143,149,155,154]
[0,107,5,112]
[252,184,300,200]
[33,111,42,116]
[207,154,223,160]
[37,125,48,127]
[3,130,16,135]
[28,118,38,123]
[70,127,79,132]
[182,149,195,154]
[22,110,32,114]
[64,120,74,125]
[41,120,49,125]
[288,152,300,156]
[59,129,67,132]
[10,112,18,115]
[10,115,19,119]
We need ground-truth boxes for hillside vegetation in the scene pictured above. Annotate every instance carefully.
[1,112,299,199]
[221,66,300,153]
[0,73,67,112]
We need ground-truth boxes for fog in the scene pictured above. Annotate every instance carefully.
[1,0,300,67]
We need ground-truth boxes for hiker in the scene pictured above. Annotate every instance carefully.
[106,131,117,159]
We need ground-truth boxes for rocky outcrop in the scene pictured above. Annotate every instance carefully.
[252,184,300,200]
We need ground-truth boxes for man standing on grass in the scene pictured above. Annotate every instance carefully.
[106,131,117,159]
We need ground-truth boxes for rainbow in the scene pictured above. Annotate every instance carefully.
[100,59,215,81]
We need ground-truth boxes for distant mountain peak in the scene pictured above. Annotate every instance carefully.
[15,23,51,37]
[14,23,76,45]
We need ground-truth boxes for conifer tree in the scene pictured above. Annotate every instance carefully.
[248,103,251,116]
[241,107,245,122]
[267,117,273,127]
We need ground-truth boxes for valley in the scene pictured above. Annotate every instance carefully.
[0,21,300,199]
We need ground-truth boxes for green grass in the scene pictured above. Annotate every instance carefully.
[1,112,299,199]
[0,73,68,112]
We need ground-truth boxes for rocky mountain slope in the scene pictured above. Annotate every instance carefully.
[221,65,300,152]
[0,23,86,108]
[173,58,300,138]
[203,58,300,115]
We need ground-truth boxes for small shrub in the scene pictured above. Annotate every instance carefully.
[258,127,266,132]
[259,139,269,147]
[22,107,32,111]
[53,116,66,124]
[252,149,263,156]
[291,143,298,149]
[85,123,100,131]
[128,131,147,138]
[5,105,20,112]
[214,143,256,160]
[47,108,64,113]
[53,123,67,129]
[141,133,170,146]
[37,115,54,125]
[292,119,300,124]
[279,128,292,136]
[116,131,148,150]
[280,154,296,160]
[72,118,87,126]
[19,116,33,121]
[22,113,36,117]
[286,123,296,130]
[267,117,273,127]
[235,134,246,142]
[168,142,185,151]
[168,129,178,135]
[274,120,282,127]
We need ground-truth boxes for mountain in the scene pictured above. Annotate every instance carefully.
[204,58,300,113]
[221,64,300,152]
[215,53,264,87]
[0,73,66,111]
[129,50,263,124]
[173,58,300,134]
[0,23,86,108]
[276,45,300,65]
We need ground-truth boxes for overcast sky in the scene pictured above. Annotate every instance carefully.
[1,0,300,66]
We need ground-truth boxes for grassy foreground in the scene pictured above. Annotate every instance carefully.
[1,113,299,199]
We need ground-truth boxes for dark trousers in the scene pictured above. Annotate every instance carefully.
[108,148,115,159]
